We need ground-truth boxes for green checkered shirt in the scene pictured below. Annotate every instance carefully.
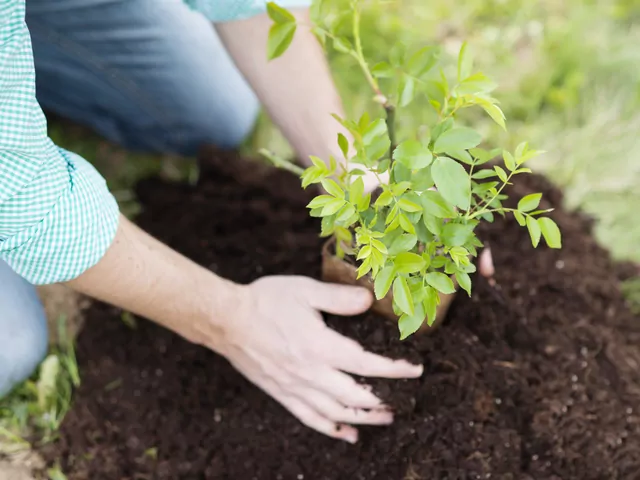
[0,0,307,285]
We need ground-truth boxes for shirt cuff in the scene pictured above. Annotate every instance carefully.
[1,149,120,285]
[185,0,311,22]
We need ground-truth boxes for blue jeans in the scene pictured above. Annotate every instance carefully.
[1,0,260,397]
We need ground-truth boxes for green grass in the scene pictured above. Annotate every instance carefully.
[0,317,80,454]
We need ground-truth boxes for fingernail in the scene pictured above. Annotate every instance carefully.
[345,433,358,444]
[405,362,423,377]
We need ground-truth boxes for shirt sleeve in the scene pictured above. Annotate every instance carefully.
[0,1,119,285]
[184,0,311,22]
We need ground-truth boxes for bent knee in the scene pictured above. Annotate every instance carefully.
[167,96,260,155]
[0,324,48,397]
[0,268,48,397]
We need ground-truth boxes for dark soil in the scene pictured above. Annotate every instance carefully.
[43,150,640,479]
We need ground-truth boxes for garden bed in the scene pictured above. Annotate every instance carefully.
[43,150,640,479]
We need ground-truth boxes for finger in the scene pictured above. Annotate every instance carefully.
[324,329,424,379]
[300,278,373,316]
[306,368,385,409]
[279,395,359,443]
[299,387,393,426]
[479,245,495,278]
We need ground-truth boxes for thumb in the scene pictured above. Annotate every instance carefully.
[301,278,373,316]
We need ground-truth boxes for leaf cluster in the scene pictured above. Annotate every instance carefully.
[266,0,561,339]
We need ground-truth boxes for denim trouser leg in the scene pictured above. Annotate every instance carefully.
[1,1,261,397]
[25,0,261,157]
[0,260,48,398]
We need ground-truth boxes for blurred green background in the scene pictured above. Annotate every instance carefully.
[51,0,640,262]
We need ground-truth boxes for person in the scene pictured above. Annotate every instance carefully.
[0,0,423,444]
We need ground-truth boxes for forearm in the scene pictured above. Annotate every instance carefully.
[65,214,242,349]
[215,9,350,166]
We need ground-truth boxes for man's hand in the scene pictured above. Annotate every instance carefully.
[68,216,422,443]
[214,276,422,443]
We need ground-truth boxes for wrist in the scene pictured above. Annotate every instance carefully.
[187,271,250,353]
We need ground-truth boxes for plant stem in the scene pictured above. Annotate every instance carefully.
[467,171,515,220]
[352,6,381,98]
[385,104,397,157]
[259,149,305,176]
[351,3,396,157]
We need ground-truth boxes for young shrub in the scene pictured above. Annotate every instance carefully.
[263,0,562,339]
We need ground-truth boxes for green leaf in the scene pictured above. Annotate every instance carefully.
[391,182,412,196]
[441,223,475,247]
[321,179,344,198]
[504,151,516,171]
[393,276,414,315]
[513,210,526,226]
[423,213,442,236]
[375,190,393,207]
[47,466,68,480]
[306,195,333,209]
[336,203,356,223]
[457,41,473,81]
[472,169,498,179]
[426,272,456,294]
[432,156,471,210]
[370,238,388,254]
[349,177,364,204]
[320,214,335,236]
[267,23,296,60]
[321,197,346,216]
[433,127,483,154]
[358,192,371,211]
[311,26,326,47]
[310,155,328,170]
[337,133,349,158]
[393,140,433,169]
[423,287,439,326]
[374,266,395,299]
[538,217,562,248]
[366,135,391,161]
[450,246,470,267]
[372,62,395,78]
[388,233,418,255]
[398,76,416,107]
[399,213,416,234]
[362,119,387,146]
[266,2,296,23]
[394,252,427,274]
[419,190,458,218]
[398,198,422,212]
[356,258,372,279]
[411,167,435,191]
[446,149,474,165]
[456,72,497,95]
[357,245,372,260]
[518,193,542,213]
[333,36,353,54]
[399,309,426,340]
[389,43,406,66]
[431,117,454,143]
[479,102,506,130]
[494,165,508,183]
[455,271,472,296]
[407,46,438,77]
[526,216,541,247]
